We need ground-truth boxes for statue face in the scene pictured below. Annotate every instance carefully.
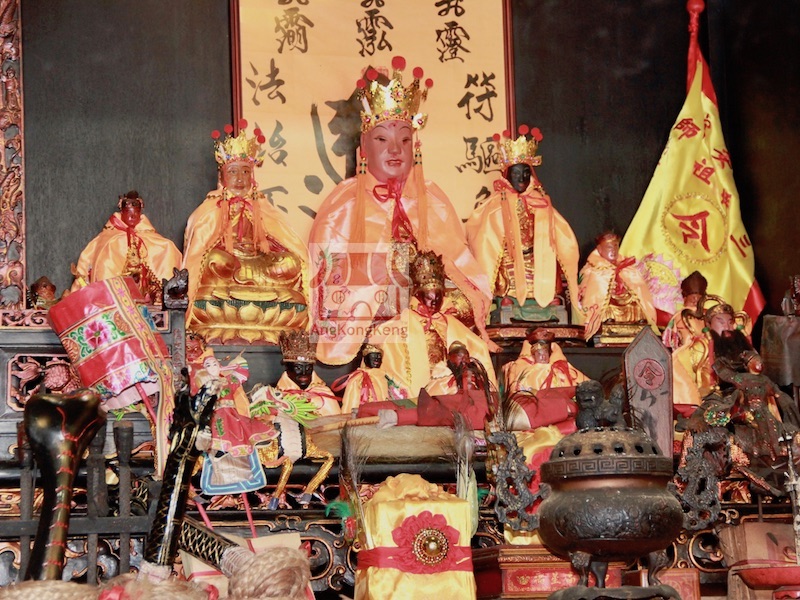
[222,161,254,196]
[416,288,443,314]
[532,345,550,364]
[363,121,414,183]
[203,357,221,378]
[684,292,703,309]
[364,352,382,369]
[286,361,314,390]
[448,348,469,369]
[597,237,620,263]
[120,200,142,228]
[506,163,532,193]
[708,312,735,336]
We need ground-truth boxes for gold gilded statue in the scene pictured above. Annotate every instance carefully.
[182,120,309,344]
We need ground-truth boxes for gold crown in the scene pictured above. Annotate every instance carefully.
[362,343,383,357]
[279,330,316,363]
[357,56,432,133]
[700,295,734,322]
[212,119,266,167]
[495,125,543,169]
[410,251,445,292]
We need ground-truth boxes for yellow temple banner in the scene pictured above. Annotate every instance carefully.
[236,0,509,243]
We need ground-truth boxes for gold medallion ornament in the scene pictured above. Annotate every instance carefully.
[412,527,449,566]
[660,192,727,265]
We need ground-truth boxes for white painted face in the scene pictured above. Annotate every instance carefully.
[362,121,414,183]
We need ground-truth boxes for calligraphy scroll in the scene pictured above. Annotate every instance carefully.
[235,0,509,242]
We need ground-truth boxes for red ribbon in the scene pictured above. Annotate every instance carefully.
[358,545,473,574]
[110,215,143,253]
[374,179,416,243]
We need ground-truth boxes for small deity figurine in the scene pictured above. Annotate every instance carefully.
[333,344,406,415]
[502,328,587,397]
[182,120,309,345]
[663,270,707,350]
[578,231,657,341]
[309,56,494,366]
[71,191,182,304]
[373,251,497,397]
[782,274,800,317]
[29,275,58,309]
[465,126,581,324]
[274,330,340,417]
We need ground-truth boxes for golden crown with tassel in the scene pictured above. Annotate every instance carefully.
[357,56,433,133]
[212,118,266,167]
[494,124,544,169]
[410,251,446,292]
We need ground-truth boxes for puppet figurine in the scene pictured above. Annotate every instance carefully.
[71,191,182,304]
[309,56,494,367]
[503,328,587,397]
[578,231,657,342]
[182,120,309,345]
[466,126,581,325]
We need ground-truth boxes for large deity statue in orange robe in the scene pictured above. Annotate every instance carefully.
[308,56,493,366]
[465,127,582,324]
[182,120,309,345]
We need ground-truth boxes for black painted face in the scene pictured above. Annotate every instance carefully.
[506,163,532,193]
[364,352,383,369]
[286,361,314,389]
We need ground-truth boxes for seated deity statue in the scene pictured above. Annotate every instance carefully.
[182,120,309,345]
[29,276,58,309]
[502,328,587,398]
[333,344,407,415]
[370,251,497,398]
[274,330,340,418]
[71,190,182,304]
[465,126,581,324]
[674,296,753,400]
[308,56,494,366]
[578,231,657,341]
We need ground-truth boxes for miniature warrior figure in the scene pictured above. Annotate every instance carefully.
[182,120,309,345]
[503,328,587,397]
[578,231,657,340]
[373,251,497,397]
[465,126,581,324]
[71,191,182,304]
[309,56,493,366]
[274,330,340,417]
[333,344,406,415]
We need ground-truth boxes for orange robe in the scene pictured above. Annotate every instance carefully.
[71,213,182,294]
[465,179,582,321]
[308,171,492,365]
[502,341,587,396]
[578,249,657,340]
[337,366,392,415]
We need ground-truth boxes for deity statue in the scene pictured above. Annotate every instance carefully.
[502,328,587,397]
[274,330,340,418]
[71,191,182,304]
[424,341,471,396]
[663,270,707,350]
[465,126,581,324]
[781,274,800,317]
[674,296,753,399]
[578,231,657,341]
[308,56,494,366]
[182,120,309,345]
[372,251,497,397]
[333,344,406,415]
